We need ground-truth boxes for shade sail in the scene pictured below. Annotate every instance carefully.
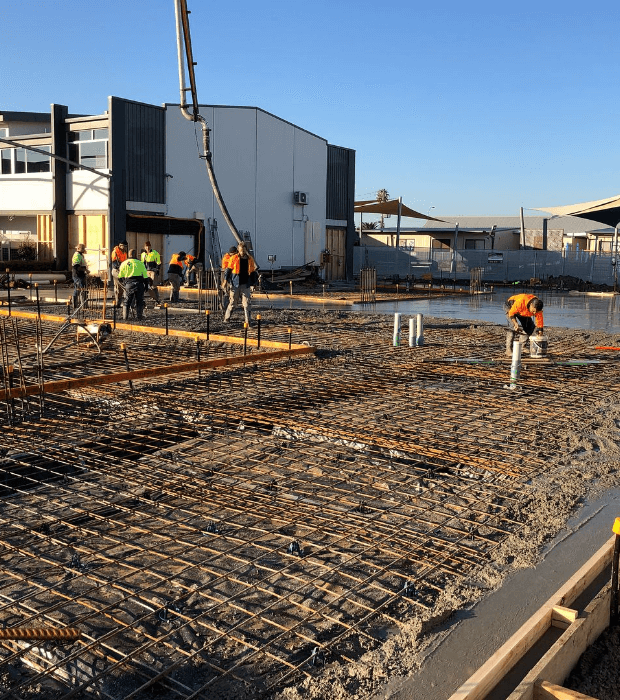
[354,199,445,221]
[534,194,620,228]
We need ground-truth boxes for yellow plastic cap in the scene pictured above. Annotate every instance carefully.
[613,518,620,535]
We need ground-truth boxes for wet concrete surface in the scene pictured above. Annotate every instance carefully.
[374,488,620,700]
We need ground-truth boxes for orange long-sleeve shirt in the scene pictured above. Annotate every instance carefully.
[507,294,544,328]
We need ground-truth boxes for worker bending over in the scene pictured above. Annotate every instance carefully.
[167,251,186,302]
[505,293,544,336]
[223,242,258,326]
[118,249,148,321]
[140,241,161,304]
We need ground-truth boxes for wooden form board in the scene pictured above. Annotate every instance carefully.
[448,536,614,700]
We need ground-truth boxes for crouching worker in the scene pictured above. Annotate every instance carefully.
[118,249,148,321]
[504,293,544,336]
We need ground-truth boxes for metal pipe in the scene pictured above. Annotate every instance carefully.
[393,313,401,347]
[509,336,523,390]
[408,318,415,347]
[416,313,424,347]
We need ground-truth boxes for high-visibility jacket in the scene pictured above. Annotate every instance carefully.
[111,246,128,270]
[72,252,86,275]
[507,294,544,328]
[167,253,185,276]
[118,258,148,279]
[224,254,258,288]
[141,249,161,271]
[221,252,233,269]
[183,254,197,270]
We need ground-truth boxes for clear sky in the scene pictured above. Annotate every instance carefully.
[2,0,618,223]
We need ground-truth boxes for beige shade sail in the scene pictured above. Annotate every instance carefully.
[354,200,445,221]
[534,194,620,228]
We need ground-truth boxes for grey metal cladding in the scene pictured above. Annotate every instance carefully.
[326,145,354,221]
[124,101,165,204]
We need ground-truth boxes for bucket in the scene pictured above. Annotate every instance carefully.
[529,333,548,359]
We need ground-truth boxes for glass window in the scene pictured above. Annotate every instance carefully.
[68,142,79,169]
[0,128,7,138]
[1,248,9,262]
[1,149,11,174]
[80,141,107,168]
[14,148,26,174]
[68,130,93,142]
[93,128,108,140]
[27,146,50,173]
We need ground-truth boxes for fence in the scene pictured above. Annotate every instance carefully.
[353,246,620,286]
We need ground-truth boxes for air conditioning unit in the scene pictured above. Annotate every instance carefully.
[294,191,308,205]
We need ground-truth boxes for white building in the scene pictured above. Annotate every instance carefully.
[0,98,355,280]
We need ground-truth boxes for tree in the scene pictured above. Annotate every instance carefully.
[361,221,378,230]
[376,189,390,231]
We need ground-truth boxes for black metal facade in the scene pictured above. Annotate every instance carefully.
[109,97,166,246]
[326,144,356,280]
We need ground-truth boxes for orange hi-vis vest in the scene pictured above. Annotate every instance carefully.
[111,246,128,270]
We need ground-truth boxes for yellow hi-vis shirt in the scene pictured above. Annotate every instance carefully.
[118,258,148,279]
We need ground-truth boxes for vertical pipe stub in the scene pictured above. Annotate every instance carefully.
[393,313,401,347]
[408,318,415,347]
[416,313,424,347]
[509,338,522,390]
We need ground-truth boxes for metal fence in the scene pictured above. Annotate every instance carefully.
[353,246,620,286]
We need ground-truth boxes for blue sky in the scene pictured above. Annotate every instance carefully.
[2,0,618,222]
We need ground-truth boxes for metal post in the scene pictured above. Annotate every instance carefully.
[393,313,401,347]
[416,313,424,346]
[6,269,11,316]
[256,313,261,350]
[509,336,522,390]
[614,224,619,293]
[408,318,415,347]
[120,343,134,391]
[196,336,201,378]
[164,304,169,335]
[243,322,248,355]
[35,284,41,319]
[54,279,58,304]
[205,309,210,340]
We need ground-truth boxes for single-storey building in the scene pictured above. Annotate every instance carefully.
[360,215,607,253]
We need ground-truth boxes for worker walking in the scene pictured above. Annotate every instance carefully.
[167,251,186,303]
[223,242,258,325]
[71,243,88,310]
[118,249,149,321]
[220,245,238,308]
[505,293,544,336]
[140,241,161,304]
[110,240,128,307]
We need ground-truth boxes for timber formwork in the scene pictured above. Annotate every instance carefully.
[0,312,619,699]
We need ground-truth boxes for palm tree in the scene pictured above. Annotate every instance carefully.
[361,221,378,230]
[376,189,390,231]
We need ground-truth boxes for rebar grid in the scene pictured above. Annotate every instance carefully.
[1,315,620,699]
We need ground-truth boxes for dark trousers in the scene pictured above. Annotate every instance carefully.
[123,277,145,319]
[72,273,87,308]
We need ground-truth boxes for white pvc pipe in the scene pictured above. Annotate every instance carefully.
[393,313,401,347]
[416,313,424,346]
[509,337,522,389]
[409,318,415,347]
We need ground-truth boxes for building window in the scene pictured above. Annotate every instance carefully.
[433,238,452,249]
[465,239,485,250]
[27,146,51,173]
[0,146,50,175]
[0,128,7,138]
[68,128,109,170]
[1,149,11,174]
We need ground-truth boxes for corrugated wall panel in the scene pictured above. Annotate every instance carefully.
[124,101,165,204]
[326,145,353,221]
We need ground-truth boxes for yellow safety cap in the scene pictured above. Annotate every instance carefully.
[613,518,620,536]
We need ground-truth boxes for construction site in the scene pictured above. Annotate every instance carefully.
[1,283,620,700]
